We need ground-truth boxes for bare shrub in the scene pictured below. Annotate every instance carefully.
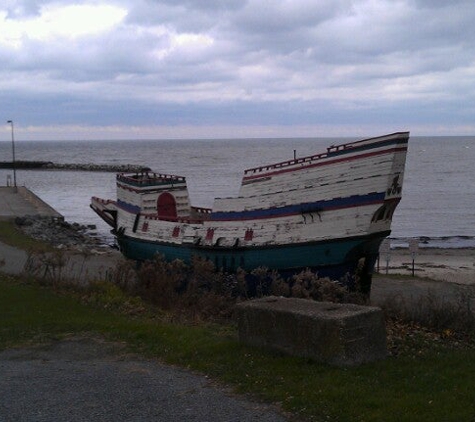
[165,257,236,321]
[289,269,367,304]
[380,289,475,333]
[420,290,474,331]
[23,249,68,285]
[189,256,225,295]
[105,259,138,292]
[269,271,291,297]
[108,257,368,321]
[235,268,250,300]
[134,254,187,309]
[234,266,287,298]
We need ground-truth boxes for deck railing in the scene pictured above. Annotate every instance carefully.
[117,171,186,186]
[243,132,408,177]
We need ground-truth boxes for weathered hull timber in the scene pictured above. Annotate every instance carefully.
[91,132,410,289]
[116,230,386,287]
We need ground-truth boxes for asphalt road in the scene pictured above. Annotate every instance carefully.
[0,338,289,422]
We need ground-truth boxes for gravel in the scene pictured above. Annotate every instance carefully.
[15,216,106,251]
[0,337,289,422]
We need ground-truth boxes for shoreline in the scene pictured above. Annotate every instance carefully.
[2,222,474,316]
[376,247,475,285]
[15,215,475,287]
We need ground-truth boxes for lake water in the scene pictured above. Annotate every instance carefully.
[1,136,474,248]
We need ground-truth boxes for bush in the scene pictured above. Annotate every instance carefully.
[134,254,187,309]
[381,289,475,333]
[105,256,367,322]
[84,280,146,315]
[23,249,68,285]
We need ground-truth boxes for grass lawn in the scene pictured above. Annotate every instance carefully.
[0,220,52,252]
[1,275,474,422]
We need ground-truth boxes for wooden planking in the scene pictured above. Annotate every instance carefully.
[111,133,408,250]
[123,200,389,248]
[214,151,406,213]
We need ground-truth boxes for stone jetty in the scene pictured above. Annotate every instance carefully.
[0,161,150,173]
[15,215,106,250]
[0,186,105,251]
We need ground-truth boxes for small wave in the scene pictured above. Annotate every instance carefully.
[389,235,475,249]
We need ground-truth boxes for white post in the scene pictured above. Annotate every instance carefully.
[7,120,17,191]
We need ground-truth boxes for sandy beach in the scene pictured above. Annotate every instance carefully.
[1,236,475,288]
[376,247,475,285]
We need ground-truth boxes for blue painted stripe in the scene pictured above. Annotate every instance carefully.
[210,192,385,221]
[117,199,141,214]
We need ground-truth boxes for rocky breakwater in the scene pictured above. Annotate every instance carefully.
[15,216,110,252]
[0,161,151,173]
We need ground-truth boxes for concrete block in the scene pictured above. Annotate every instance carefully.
[236,296,387,366]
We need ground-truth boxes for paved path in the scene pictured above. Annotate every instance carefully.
[0,338,288,422]
[0,240,121,284]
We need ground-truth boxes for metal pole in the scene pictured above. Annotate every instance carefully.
[7,120,17,191]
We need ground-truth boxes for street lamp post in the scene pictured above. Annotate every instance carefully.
[7,120,17,191]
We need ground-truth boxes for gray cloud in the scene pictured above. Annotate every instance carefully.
[1,0,475,139]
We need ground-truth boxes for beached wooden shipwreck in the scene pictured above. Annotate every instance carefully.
[91,132,409,290]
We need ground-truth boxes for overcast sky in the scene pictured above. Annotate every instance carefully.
[1,0,474,140]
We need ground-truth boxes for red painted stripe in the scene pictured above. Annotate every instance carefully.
[243,146,407,182]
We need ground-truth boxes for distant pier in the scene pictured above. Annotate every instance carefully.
[0,161,150,173]
[0,186,63,221]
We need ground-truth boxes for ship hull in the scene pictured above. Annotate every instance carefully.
[92,132,410,291]
[116,230,388,287]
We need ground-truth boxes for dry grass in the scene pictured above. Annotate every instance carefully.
[102,255,369,322]
[380,289,475,333]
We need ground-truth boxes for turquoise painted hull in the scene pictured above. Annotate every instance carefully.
[117,231,388,285]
